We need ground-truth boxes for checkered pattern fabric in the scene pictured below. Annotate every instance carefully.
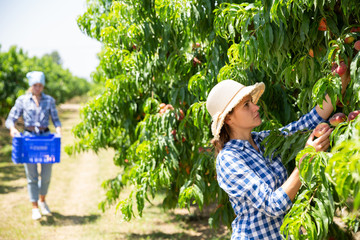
[216,107,324,240]
[5,93,61,129]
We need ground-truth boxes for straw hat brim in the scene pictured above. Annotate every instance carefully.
[211,82,265,140]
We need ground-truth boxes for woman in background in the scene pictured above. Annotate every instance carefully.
[5,71,61,220]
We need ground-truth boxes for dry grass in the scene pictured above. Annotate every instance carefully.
[0,99,231,240]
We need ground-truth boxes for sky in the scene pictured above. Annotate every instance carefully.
[0,0,102,81]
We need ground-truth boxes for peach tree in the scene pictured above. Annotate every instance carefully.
[70,0,359,238]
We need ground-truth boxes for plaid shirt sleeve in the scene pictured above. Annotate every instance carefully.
[49,96,61,127]
[258,107,324,139]
[217,151,292,218]
[279,107,324,134]
[5,96,24,129]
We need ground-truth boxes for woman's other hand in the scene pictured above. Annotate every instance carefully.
[55,126,62,137]
[306,127,332,152]
[298,127,332,168]
[10,127,20,138]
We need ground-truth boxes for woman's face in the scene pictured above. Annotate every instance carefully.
[31,83,44,96]
[226,95,262,131]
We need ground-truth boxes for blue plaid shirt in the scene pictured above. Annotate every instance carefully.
[5,92,61,129]
[216,108,324,240]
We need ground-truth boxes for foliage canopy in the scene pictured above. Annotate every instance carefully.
[72,0,360,238]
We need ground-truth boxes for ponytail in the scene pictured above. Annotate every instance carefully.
[211,123,231,156]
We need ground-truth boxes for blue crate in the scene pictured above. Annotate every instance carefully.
[12,133,61,164]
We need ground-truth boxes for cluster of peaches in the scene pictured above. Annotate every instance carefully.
[159,103,186,142]
[313,18,360,77]
[159,102,185,121]
[314,110,360,137]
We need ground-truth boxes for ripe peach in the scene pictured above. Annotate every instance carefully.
[192,57,202,66]
[335,62,347,76]
[336,100,344,108]
[160,103,166,109]
[318,18,327,31]
[350,27,360,32]
[165,104,174,110]
[309,49,314,58]
[192,43,201,49]
[348,110,360,122]
[178,109,185,121]
[314,123,330,138]
[329,113,347,126]
[185,166,190,175]
[345,36,355,44]
[354,40,360,51]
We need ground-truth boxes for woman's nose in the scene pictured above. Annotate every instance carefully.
[251,102,260,111]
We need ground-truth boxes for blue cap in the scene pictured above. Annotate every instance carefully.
[26,71,45,86]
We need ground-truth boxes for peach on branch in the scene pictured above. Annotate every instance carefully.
[160,103,166,109]
[177,109,185,121]
[329,113,347,126]
[348,110,360,122]
[192,43,201,50]
[318,18,327,31]
[309,49,314,58]
[165,104,174,111]
[185,166,190,175]
[192,57,202,66]
[344,36,355,44]
[314,122,330,138]
[335,62,347,76]
[350,27,360,32]
[354,40,360,51]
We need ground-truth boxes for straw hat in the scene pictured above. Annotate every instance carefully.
[206,80,265,140]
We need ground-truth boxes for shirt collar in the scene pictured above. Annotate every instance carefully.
[26,92,45,100]
[224,132,263,151]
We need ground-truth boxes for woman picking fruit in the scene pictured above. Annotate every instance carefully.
[205,74,349,239]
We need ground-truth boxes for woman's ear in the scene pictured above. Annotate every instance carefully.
[225,114,231,125]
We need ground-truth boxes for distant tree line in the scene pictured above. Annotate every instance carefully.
[0,45,92,122]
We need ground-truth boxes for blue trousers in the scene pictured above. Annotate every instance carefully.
[23,130,52,202]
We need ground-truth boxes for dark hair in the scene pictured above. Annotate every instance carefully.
[211,123,231,156]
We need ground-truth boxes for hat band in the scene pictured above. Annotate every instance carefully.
[214,85,245,123]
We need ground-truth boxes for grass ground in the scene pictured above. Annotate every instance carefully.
[0,98,231,240]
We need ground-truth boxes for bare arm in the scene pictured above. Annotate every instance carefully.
[315,94,334,120]
[315,70,351,120]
